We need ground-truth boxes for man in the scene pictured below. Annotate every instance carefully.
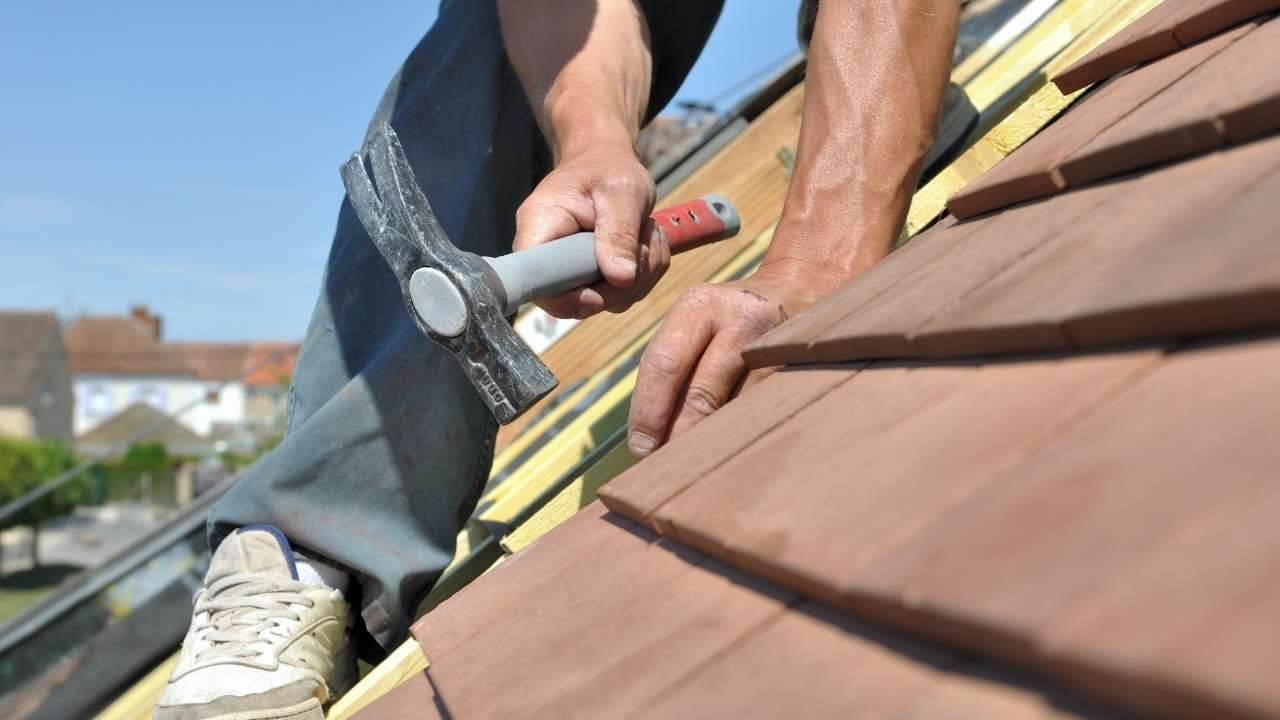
[155,1,957,718]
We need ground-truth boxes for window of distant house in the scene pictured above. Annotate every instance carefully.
[85,386,112,418]
[133,385,167,410]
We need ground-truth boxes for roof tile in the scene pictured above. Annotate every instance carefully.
[949,21,1248,219]
[1053,0,1280,93]
[918,133,1280,356]
[1060,16,1278,186]
[597,364,859,529]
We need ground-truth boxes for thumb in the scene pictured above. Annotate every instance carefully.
[591,178,653,288]
[513,199,583,252]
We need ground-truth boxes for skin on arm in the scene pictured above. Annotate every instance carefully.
[499,0,668,319]
[628,0,960,456]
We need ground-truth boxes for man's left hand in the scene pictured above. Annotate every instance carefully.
[626,261,841,457]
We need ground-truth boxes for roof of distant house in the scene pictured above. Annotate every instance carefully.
[75,402,213,457]
[170,342,251,382]
[242,342,299,387]
[63,316,194,376]
[0,310,61,401]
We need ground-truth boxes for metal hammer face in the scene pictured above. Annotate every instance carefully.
[340,124,557,424]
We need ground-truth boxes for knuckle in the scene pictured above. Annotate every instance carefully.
[682,384,723,417]
[641,348,684,376]
[681,284,719,309]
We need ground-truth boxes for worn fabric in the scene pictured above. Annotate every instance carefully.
[208,0,720,655]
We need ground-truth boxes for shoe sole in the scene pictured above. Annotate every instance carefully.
[186,698,325,720]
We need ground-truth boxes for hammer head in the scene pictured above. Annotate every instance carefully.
[339,124,557,424]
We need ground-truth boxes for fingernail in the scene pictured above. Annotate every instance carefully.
[629,432,657,458]
[611,257,637,279]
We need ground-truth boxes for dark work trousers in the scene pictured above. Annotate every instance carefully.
[208,0,721,654]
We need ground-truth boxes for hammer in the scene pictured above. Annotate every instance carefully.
[340,124,741,424]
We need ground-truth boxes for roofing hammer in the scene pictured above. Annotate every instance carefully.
[340,124,741,424]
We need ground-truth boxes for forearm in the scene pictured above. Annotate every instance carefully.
[498,0,653,160]
[766,0,958,295]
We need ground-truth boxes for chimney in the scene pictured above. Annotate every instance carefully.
[130,304,163,339]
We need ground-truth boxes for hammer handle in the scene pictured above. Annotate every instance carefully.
[486,194,741,315]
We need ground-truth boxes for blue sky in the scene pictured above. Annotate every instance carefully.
[0,2,798,341]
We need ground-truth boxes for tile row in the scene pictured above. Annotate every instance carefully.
[951,15,1279,219]
[394,502,1103,719]
[745,132,1280,367]
[1053,0,1280,94]
[603,333,1280,719]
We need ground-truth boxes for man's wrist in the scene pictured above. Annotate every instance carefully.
[545,100,638,163]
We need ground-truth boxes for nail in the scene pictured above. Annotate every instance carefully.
[611,256,637,281]
[629,432,657,458]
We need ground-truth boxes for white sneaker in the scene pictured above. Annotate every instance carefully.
[154,526,357,720]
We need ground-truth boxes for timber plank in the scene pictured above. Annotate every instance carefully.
[1059,16,1278,187]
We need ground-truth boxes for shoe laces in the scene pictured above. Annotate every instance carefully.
[192,571,316,661]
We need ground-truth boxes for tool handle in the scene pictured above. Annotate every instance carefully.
[486,194,740,315]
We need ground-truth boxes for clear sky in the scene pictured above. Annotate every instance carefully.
[0,1,798,341]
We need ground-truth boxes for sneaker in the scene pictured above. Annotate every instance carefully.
[154,525,357,720]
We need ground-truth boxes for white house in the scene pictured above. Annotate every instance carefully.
[170,342,250,438]
[63,307,210,436]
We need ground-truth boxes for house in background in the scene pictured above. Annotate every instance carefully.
[63,306,207,436]
[0,311,73,441]
[62,305,299,453]
[170,342,250,439]
[241,342,297,433]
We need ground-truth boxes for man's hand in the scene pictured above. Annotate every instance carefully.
[512,142,669,319]
[499,0,663,319]
[626,0,958,458]
[626,260,841,457]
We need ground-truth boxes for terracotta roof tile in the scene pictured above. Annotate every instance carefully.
[415,504,794,718]
[405,505,1106,720]
[949,23,1247,219]
[1060,17,1278,187]
[241,342,298,387]
[918,134,1280,356]
[1053,0,1280,94]
[750,129,1280,366]
[63,315,193,376]
[654,349,1157,613]
[852,335,1280,717]
[170,343,250,382]
[1052,0,1186,94]
[597,364,859,529]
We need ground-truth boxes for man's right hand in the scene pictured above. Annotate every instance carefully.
[512,141,669,319]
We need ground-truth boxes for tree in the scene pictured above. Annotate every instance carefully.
[0,438,81,570]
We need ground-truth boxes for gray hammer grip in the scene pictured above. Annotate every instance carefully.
[485,232,600,316]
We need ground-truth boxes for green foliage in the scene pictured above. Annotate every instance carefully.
[0,438,83,533]
[121,442,170,470]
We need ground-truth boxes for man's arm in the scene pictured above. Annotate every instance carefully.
[627,1,959,457]
[499,0,668,319]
